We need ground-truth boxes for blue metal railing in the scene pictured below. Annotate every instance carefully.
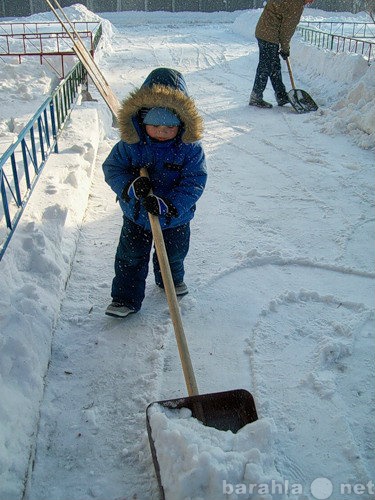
[298,21,375,63]
[0,61,87,260]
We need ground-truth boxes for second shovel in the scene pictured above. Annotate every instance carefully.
[285,57,318,114]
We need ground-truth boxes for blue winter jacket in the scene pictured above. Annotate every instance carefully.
[103,68,207,231]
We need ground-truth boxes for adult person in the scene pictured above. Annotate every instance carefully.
[249,0,314,109]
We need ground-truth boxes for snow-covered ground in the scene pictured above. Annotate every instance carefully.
[0,4,374,500]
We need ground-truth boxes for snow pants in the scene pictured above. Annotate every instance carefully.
[252,38,287,99]
[111,216,190,310]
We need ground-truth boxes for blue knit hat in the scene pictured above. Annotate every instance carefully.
[143,107,180,127]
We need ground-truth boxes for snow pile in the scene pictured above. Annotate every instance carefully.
[148,405,302,500]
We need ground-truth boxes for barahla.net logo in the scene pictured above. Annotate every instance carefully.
[222,478,375,499]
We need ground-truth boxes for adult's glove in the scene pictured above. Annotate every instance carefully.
[142,194,178,217]
[125,176,152,200]
[279,50,290,60]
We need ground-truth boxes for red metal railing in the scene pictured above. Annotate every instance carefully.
[0,21,100,35]
[0,21,101,77]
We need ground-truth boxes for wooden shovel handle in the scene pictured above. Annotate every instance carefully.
[140,168,199,397]
[286,57,296,90]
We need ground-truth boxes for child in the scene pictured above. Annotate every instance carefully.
[103,67,207,318]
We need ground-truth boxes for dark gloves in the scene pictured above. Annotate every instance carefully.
[124,176,152,200]
[279,50,290,60]
[123,176,178,218]
[142,195,178,217]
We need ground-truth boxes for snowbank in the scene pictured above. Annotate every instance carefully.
[0,103,109,498]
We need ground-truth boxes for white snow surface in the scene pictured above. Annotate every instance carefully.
[0,4,374,500]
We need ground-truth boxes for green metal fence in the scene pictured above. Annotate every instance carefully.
[298,21,375,63]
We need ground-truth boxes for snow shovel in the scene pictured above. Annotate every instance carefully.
[140,168,258,500]
[286,57,318,114]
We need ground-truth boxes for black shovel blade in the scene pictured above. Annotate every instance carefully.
[146,389,258,500]
[288,88,318,114]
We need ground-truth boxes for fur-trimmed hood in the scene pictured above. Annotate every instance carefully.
[117,68,204,144]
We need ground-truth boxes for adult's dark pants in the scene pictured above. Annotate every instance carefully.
[111,216,190,311]
[252,38,287,99]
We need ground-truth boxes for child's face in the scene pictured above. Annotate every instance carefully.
[145,124,179,141]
